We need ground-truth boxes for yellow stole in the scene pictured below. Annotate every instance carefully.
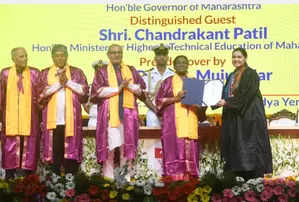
[47,65,74,137]
[6,65,32,136]
[107,62,134,127]
[172,74,198,139]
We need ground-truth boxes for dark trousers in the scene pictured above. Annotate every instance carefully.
[51,125,79,175]
[6,137,32,179]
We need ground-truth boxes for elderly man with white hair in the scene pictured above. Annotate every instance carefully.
[0,47,41,179]
[90,44,147,180]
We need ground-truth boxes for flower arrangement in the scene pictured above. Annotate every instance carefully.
[199,143,224,178]
[271,136,299,177]
[68,171,157,202]
[187,184,212,202]
[79,134,299,182]
[0,169,298,201]
[1,173,46,202]
[0,178,13,202]
[152,176,199,202]
[0,134,298,201]
[80,137,101,176]
[210,175,298,202]
[39,167,75,201]
[130,140,160,196]
[199,135,299,178]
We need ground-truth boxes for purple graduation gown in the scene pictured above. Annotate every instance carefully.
[38,66,88,163]
[156,76,200,178]
[90,65,146,163]
[0,67,41,171]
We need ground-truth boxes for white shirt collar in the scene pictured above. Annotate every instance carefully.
[152,67,173,76]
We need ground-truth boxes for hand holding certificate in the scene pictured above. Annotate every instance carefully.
[182,78,223,106]
[203,80,224,106]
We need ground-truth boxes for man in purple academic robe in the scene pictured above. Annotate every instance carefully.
[0,47,41,179]
[38,44,88,175]
[90,44,146,179]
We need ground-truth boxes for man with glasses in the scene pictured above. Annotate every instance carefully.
[90,44,146,179]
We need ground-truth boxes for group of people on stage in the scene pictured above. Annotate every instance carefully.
[0,43,272,182]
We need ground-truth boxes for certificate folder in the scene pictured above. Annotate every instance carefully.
[182,79,205,106]
[182,78,223,106]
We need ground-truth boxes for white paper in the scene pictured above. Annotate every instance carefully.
[202,80,223,106]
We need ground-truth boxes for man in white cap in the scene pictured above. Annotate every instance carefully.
[143,43,174,127]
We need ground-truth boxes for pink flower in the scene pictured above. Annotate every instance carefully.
[235,196,244,202]
[222,197,229,202]
[288,188,296,198]
[223,188,234,198]
[264,179,275,186]
[286,180,296,189]
[65,189,75,198]
[263,185,273,197]
[211,194,222,202]
[244,190,257,202]
[274,178,285,186]
[75,193,90,202]
[273,185,283,196]
[278,194,288,202]
[228,197,238,202]
[260,190,271,201]
[263,185,272,191]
